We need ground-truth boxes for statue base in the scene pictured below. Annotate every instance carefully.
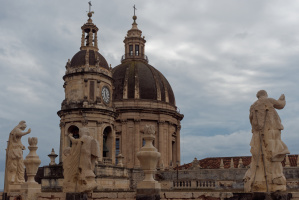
[66,193,88,200]
[136,189,160,200]
[252,192,291,200]
[7,183,22,192]
[21,182,41,200]
[137,181,161,189]
[227,192,292,200]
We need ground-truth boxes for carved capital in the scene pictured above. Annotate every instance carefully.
[59,122,65,128]
[97,121,103,125]
[158,120,165,125]
[177,125,181,130]
[82,119,88,126]
[121,119,127,124]
[134,118,141,123]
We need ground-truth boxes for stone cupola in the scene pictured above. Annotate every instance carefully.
[121,12,148,63]
[80,12,99,52]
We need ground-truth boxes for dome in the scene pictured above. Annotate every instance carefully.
[112,61,175,105]
[70,50,109,70]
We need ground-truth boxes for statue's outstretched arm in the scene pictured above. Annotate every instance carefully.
[269,94,286,109]
[68,134,78,143]
[15,128,31,137]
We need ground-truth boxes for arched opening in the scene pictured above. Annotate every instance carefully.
[68,125,79,146]
[103,126,112,159]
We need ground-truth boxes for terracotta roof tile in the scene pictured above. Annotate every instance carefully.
[177,155,298,170]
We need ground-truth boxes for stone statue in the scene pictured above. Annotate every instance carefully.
[4,121,31,192]
[244,90,290,192]
[63,127,100,193]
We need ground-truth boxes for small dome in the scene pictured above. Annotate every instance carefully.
[70,50,109,70]
[112,61,175,105]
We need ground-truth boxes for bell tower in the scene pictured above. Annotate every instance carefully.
[57,9,117,165]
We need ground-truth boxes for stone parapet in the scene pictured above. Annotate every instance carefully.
[158,168,299,192]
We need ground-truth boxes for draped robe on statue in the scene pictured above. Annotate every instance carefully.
[63,134,100,193]
[244,92,289,192]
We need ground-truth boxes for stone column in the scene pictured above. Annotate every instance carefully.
[81,30,85,47]
[169,125,173,167]
[111,126,116,165]
[97,122,103,163]
[22,137,41,200]
[94,32,98,49]
[121,120,127,165]
[134,119,140,167]
[176,125,181,165]
[158,121,164,167]
[59,122,65,163]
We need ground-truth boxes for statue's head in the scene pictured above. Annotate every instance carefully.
[18,120,27,130]
[79,127,89,137]
[256,90,268,99]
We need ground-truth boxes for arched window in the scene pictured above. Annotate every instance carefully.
[68,125,79,146]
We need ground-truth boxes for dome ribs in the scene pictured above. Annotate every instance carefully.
[112,64,127,100]
[127,63,135,99]
[70,50,109,70]
[148,65,165,101]
[138,63,157,100]
[112,61,175,106]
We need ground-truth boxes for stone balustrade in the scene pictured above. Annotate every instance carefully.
[173,180,216,189]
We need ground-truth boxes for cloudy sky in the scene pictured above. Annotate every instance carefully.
[1,0,299,189]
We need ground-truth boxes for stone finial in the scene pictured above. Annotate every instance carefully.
[48,148,58,166]
[116,153,124,167]
[220,158,224,169]
[144,124,155,135]
[191,157,201,169]
[238,158,244,168]
[137,125,161,190]
[285,155,290,167]
[230,158,234,169]
[24,137,41,183]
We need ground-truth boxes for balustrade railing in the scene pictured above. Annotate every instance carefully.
[121,53,148,62]
[173,180,216,189]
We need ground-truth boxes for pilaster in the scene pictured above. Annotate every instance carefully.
[134,119,140,167]
[176,124,181,165]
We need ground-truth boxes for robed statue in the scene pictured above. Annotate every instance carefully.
[244,90,290,192]
[63,127,100,193]
[4,121,31,192]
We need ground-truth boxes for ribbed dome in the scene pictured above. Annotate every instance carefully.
[112,61,175,105]
[70,50,109,70]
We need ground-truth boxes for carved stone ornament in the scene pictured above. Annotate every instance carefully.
[244,90,290,193]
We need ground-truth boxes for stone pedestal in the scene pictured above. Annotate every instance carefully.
[66,193,88,200]
[227,192,292,200]
[136,189,160,200]
[21,182,41,200]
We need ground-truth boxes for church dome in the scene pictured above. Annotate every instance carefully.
[112,61,175,106]
[70,50,109,70]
